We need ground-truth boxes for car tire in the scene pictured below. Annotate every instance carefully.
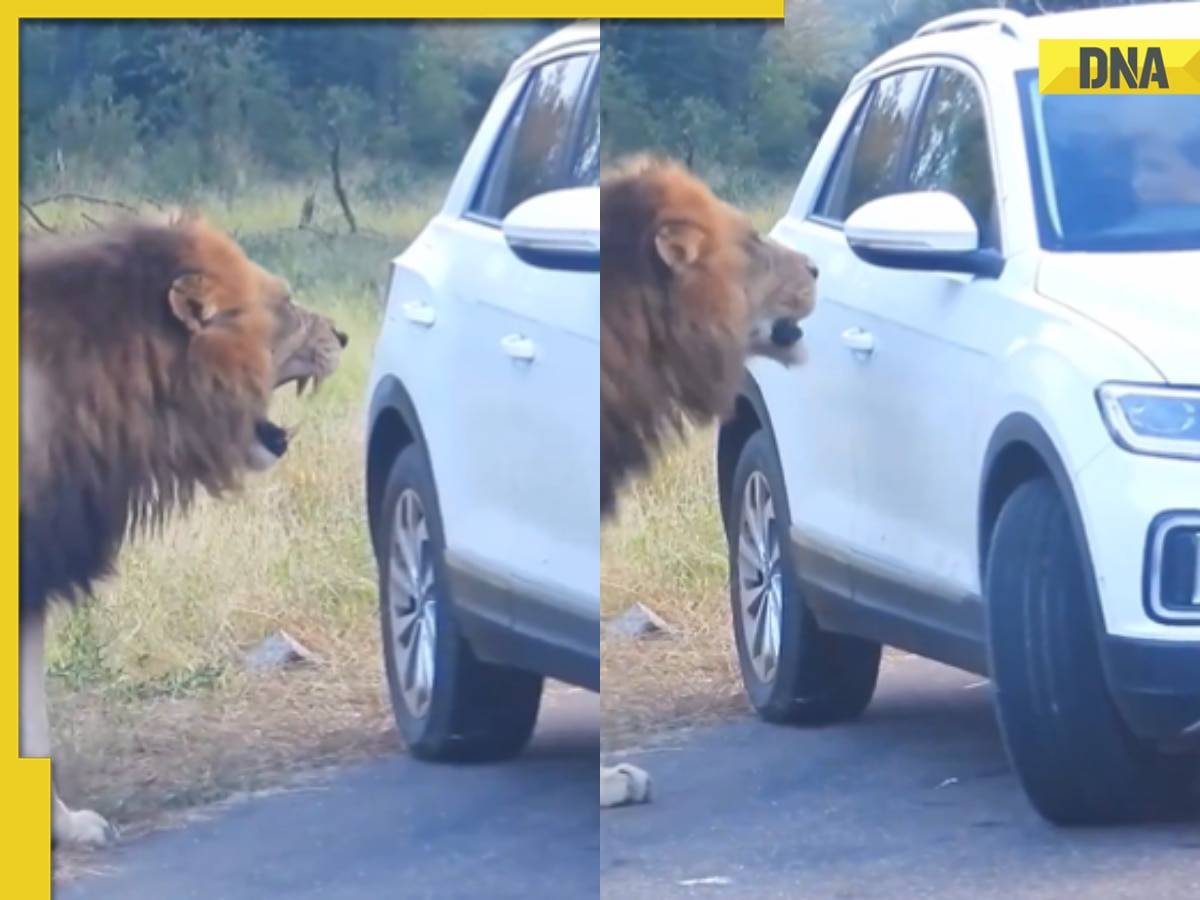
[986,476,1197,825]
[377,443,542,762]
[727,431,881,725]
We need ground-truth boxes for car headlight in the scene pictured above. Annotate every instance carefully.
[1097,383,1200,460]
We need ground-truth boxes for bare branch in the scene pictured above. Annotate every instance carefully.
[325,124,358,235]
[19,201,56,233]
[26,192,140,214]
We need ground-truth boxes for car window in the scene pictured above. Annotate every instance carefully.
[908,68,999,248]
[1018,70,1200,252]
[471,53,593,221]
[816,69,927,223]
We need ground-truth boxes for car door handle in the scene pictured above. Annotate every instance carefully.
[401,301,436,328]
[500,333,537,362]
[841,327,875,357]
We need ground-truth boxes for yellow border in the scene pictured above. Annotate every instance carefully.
[9,8,780,895]
[10,14,52,894]
[11,14,51,893]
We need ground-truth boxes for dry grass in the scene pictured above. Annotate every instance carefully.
[23,177,447,240]
[601,431,747,748]
[47,296,380,694]
[45,307,396,835]
[26,183,445,840]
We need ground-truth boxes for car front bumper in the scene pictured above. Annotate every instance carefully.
[1104,635,1200,744]
[1075,445,1200,742]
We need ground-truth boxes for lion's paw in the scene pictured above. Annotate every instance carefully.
[600,763,652,808]
[53,806,116,847]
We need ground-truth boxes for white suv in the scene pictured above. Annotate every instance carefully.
[718,4,1199,824]
[364,23,598,760]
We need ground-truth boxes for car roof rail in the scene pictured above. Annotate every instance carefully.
[913,8,1028,40]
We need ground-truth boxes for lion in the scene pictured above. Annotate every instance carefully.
[19,213,347,846]
[599,157,819,808]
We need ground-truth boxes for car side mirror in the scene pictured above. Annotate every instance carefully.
[844,191,1004,278]
[502,186,599,272]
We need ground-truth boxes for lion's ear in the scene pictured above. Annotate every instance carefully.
[168,273,218,333]
[654,221,705,272]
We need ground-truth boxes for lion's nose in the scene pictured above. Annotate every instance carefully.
[336,329,349,348]
[807,261,819,279]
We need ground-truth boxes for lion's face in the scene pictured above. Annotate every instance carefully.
[639,159,819,367]
[740,226,818,366]
[168,218,347,472]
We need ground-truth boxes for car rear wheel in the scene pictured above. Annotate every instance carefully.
[986,477,1198,824]
[378,443,542,761]
[727,431,881,724]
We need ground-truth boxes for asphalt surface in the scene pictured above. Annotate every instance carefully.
[59,687,599,900]
[56,658,1200,900]
[601,655,1200,900]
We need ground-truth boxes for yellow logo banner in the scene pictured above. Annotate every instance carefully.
[1040,39,1200,94]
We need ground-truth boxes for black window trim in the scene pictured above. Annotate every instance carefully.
[463,49,598,231]
[808,82,875,230]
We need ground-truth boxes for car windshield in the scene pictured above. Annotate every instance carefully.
[1017,70,1200,252]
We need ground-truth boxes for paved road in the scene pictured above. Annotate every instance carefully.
[601,656,1200,900]
[61,687,599,900]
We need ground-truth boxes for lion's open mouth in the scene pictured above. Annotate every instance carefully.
[254,419,289,459]
[253,373,315,461]
[770,318,804,348]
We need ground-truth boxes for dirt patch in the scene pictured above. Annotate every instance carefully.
[50,623,394,879]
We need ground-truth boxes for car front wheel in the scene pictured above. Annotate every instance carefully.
[377,443,542,762]
[986,477,1197,824]
[727,431,881,725]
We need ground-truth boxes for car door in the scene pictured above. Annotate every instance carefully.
[840,64,1009,658]
[439,50,599,658]
[764,68,928,612]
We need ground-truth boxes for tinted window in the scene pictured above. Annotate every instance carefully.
[909,68,999,247]
[816,69,926,222]
[1018,70,1200,252]
[472,54,593,220]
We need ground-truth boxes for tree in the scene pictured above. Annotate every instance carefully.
[19,21,551,194]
